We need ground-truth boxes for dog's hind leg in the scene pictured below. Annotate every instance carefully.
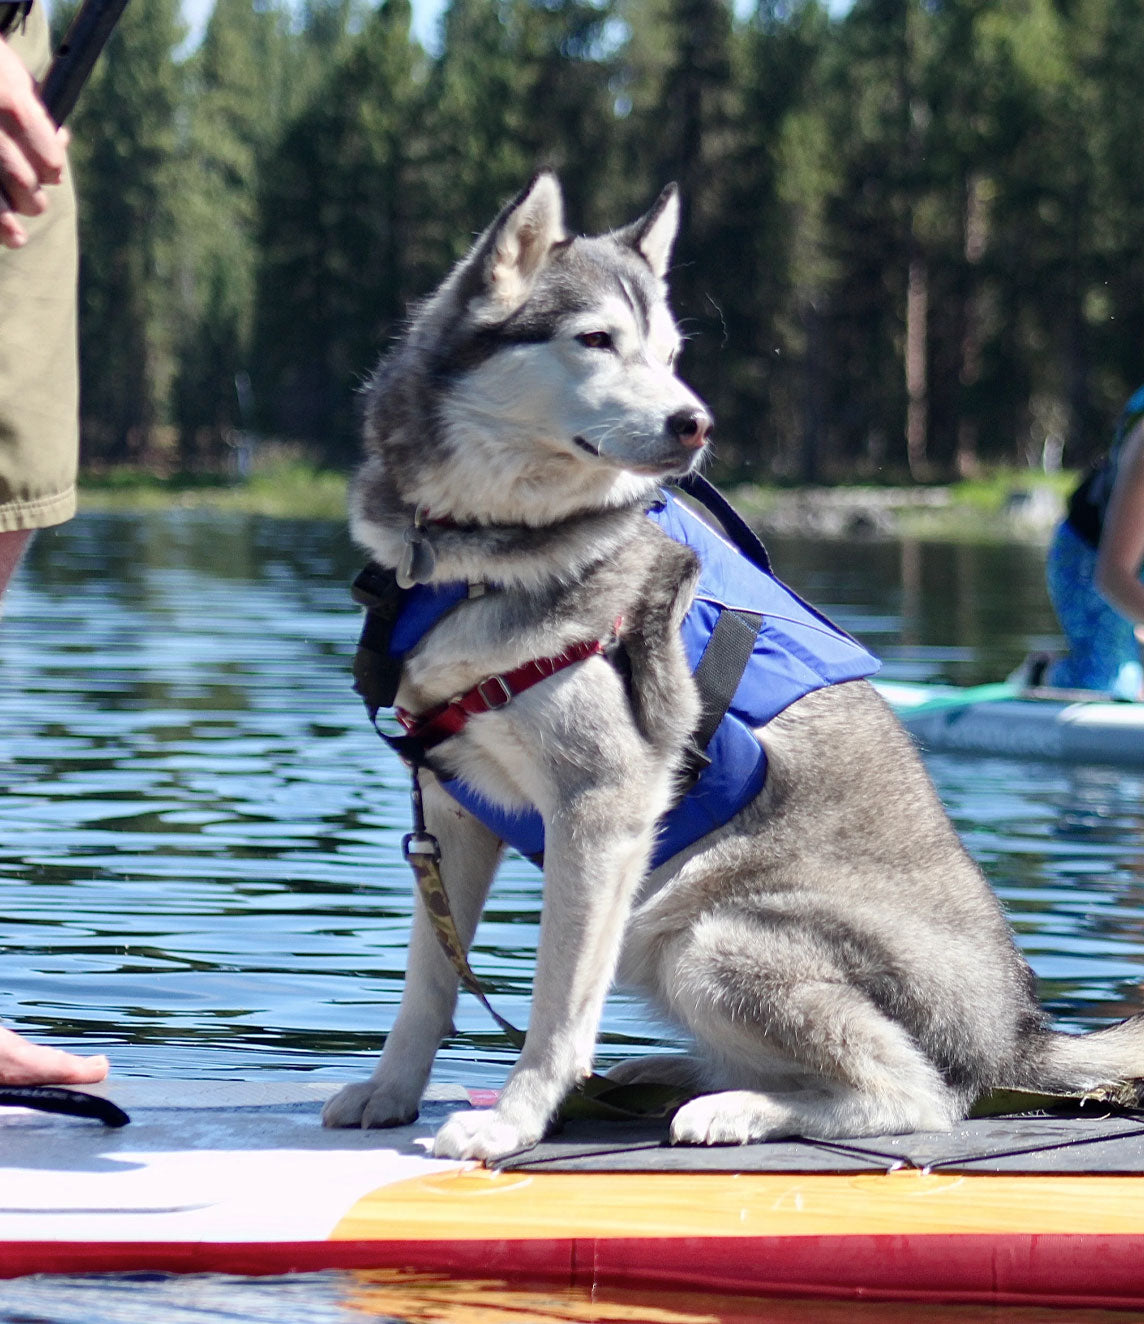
[605,1052,707,1090]
[662,910,964,1144]
[322,776,503,1130]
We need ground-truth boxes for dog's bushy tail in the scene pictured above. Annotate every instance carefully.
[1016,1014,1144,1095]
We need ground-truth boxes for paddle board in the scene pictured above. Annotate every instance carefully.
[5,1079,1144,1309]
[876,679,1144,766]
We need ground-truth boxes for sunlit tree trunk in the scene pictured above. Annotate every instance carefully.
[905,250,928,479]
[956,172,988,478]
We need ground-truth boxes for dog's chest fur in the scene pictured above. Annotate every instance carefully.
[393,507,703,798]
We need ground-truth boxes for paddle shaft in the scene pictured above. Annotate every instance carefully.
[893,680,1022,717]
[41,0,131,126]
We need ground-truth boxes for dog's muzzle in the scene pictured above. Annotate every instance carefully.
[667,409,712,451]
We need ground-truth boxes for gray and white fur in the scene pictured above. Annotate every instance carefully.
[323,172,1144,1159]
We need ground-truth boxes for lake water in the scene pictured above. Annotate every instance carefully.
[2,509,1143,1324]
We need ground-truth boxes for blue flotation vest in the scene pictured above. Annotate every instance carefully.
[383,491,880,870]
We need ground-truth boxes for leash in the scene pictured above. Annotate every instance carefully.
[349,561,537,1046]
[402,767,526,1050]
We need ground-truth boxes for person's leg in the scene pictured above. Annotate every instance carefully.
[1045,520,1138,692]
[0,1026,108,1085]
[0,525,107,1082]
[0,527,31,595]
[0,525,107,1081]
[0,8,105,1089]
[0,5,79,541]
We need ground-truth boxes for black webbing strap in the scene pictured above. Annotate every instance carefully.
[351,562,447,770]
[675,470,771,573]
[690,607,764,755]
[0,1084,130,1126]
[351,562,406,721]
[670,473,769,771]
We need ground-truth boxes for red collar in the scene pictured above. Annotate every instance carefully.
[396,635,610,751]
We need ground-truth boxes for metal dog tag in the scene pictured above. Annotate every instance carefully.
[397,525,436,588]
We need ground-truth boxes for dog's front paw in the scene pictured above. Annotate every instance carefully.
[322,1080,420,1130]
[670,1090,786,1145]
[432,1107,541,1161]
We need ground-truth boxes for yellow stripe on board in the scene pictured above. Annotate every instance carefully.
[331,1168,1144,1243]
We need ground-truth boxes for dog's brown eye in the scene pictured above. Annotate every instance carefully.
[576,331,614,351]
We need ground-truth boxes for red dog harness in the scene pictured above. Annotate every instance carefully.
[395,636,609,750]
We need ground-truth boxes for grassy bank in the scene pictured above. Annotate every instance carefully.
[79,461,349,520]
[728,469,1072,541]
[79,461,1075,540]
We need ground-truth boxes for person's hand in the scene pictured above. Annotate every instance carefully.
[0,34,68,249]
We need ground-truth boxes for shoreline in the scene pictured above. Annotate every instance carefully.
[727,478,1065,542]
[78,463,1070,542]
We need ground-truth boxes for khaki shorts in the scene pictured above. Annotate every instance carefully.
[0,1,79,532]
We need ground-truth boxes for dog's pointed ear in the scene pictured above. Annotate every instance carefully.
[471,171,566,309]
[617,183,680,279]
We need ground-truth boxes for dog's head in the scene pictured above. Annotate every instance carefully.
[359,173,712,526]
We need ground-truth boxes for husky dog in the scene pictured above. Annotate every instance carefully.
[323,173,1144,1159]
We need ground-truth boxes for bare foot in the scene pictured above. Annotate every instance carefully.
[0,1026,109,1086]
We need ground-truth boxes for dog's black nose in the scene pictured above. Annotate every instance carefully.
[667,409,712,450]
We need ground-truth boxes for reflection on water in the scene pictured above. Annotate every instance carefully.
[5,1267,1138,1324]
[0,511,551,1083]
[931,754,1144,1026]
[769,532,1062,686]
[3,511,1144,1323]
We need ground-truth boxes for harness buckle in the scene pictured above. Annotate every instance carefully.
[403,830,442,864]
[476,675,513,709]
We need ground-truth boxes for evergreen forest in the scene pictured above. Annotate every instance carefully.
[53,0,1144,484]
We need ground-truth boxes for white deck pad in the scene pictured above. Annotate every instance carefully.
[0,1079,468,1248]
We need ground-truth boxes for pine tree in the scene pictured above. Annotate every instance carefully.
[629,0,741,470]
[173,0,298,465]
[65,0,185,461]
[414,0,535,278]
[1078,0,1144,449]
[251,0,427,455]
[725,0,833,481]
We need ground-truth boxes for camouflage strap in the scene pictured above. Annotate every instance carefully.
[971,1081,1144,1118]
[403,821,527,1051]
